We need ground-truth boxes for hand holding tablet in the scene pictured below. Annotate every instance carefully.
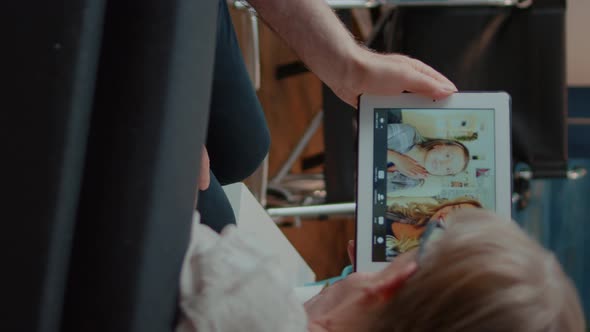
[355,92,511,272]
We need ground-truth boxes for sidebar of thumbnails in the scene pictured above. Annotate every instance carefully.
[372,109,388,262]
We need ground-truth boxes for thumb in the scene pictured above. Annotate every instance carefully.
[400,67,455,99]
[347,240,356,265]
[199,146,210,191]
[404,56,457,89]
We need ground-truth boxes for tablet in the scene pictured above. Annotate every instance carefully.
[356,92,511,272]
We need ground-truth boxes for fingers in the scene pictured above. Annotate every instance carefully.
[396,156,428,178]
[330,51,458,108]
[403,166,427,179]
[404,56,456,90]
[347,240,356,265]
[367,53,457,99]
[407,167,427,179]
[408,159,427,172]
[199,146,210,191]
[410,164,428,177]
[399,64,456,99]
[402,170,426,179]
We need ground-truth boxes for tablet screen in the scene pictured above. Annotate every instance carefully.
[371,108,496,262]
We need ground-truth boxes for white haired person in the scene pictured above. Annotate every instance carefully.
[178,210,586,332]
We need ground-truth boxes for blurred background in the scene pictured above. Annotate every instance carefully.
[229,0,590,319]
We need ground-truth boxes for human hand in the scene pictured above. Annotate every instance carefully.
[246,0,455,108]
[327,49,457,107]
[305,242,418,329]
[387,150,427,179]
[303,240,359,321]
[199,145,210,191]
[347,240,356,267]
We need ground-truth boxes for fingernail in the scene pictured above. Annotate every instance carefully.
[440,82,457,92]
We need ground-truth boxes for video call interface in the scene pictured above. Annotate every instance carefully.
[371,108,496,262]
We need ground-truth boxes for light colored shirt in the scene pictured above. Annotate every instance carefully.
[177,214,308,332]
[387,123,425,192]
[387,123,423,154]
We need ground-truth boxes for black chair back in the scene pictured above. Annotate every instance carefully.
[1,1,217,331]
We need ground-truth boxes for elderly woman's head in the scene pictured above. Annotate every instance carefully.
[305,210,586,332]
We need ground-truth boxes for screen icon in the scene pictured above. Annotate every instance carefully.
[377,170,385,179]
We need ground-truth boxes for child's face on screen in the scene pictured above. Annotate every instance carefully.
[424,145,466,176]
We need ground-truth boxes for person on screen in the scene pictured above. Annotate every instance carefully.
[385,197,482,258]
[387,123,470,192]
[177,210,586,332]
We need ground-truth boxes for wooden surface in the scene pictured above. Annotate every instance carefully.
[230,7,355,280]
[280,217,356,281]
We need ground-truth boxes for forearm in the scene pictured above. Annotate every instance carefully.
[247,0,457,105]
[247,0,363,89]
[387,149,401,164]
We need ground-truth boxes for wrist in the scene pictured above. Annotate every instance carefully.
[345,46,371,92]
[388,149,401,158]
[319,41,366,95]
[334,44,369,95]
[387,150,400,165]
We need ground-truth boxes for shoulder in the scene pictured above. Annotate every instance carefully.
[388,123,417,134]
[178,222,308,332]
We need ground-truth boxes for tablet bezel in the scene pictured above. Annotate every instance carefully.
[356,92,512,273]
